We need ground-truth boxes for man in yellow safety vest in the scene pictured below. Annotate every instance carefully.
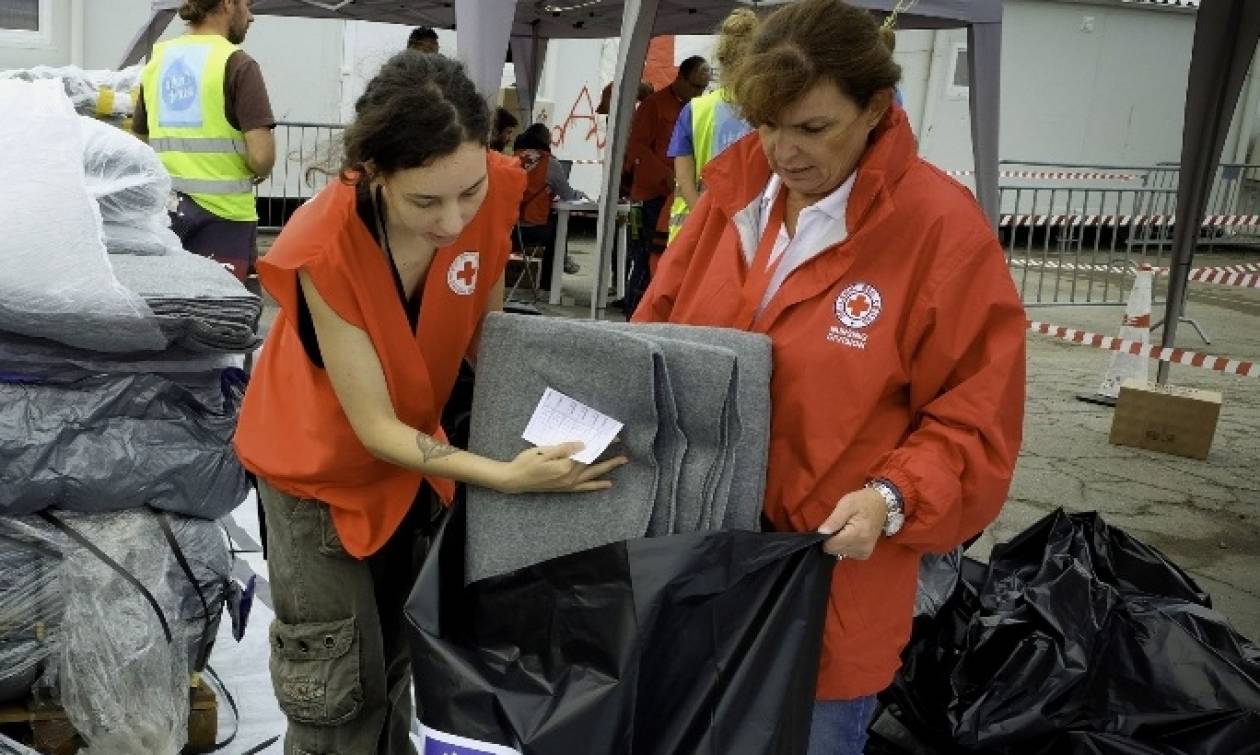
[134,0,275,284]
[665,9,757,243]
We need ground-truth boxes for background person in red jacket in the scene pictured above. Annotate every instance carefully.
[623,55,710,316]
[634,2,1026,752]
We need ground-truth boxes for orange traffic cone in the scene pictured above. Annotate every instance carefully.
[1078,265,1154,406]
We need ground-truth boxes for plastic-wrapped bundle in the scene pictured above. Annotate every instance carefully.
[0,532,59,703]
[0,510,231,754]
[0,65,142,126]
[0,79,166,353]
[0,369,250,519]
[78,114,183,257]
[80,115,170,225]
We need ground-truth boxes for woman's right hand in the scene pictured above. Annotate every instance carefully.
[495,442,629,495]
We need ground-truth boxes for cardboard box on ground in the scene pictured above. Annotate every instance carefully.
[1109,378,1223,460]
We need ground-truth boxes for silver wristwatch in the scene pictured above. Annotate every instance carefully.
[866,478,905,537]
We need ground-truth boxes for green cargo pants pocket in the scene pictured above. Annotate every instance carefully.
[269,616,364,726]
[315,503,352,559]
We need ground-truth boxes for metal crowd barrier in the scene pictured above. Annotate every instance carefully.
[255,121,346,231]
[993,161,1260,306]
[251,134,1260,309]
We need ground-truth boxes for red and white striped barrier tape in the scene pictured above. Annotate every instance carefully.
[999,213,1260,229]
[1010,259,1260,287]
[1010,259,1131,274]
[1027,320,1257,378]
[1187,264,1260,288]
[568,163,1137,180]
[1197,261,1260,273]
[947,169,1140,181]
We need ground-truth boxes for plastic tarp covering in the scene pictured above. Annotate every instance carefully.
[80,115,168,224]
[0,369,250,519]
[79,115,182,257]
[406,503,833,755]
[914,548,963,622]
[0,509,230,755]
[876,509,1260,755]
[0,65,142,126]
[0,79,165,353]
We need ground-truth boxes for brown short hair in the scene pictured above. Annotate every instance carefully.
[728,0,901,127]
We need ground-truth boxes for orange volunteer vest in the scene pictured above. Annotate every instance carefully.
[235,152,526,557]
[516,148,553,226]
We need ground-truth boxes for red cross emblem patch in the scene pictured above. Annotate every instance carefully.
[447,251,480,296]
[835,282,883,329]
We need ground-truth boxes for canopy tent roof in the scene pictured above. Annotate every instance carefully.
[135,0,999,37]
[125,0,1003,317]
[122,0,1001,64]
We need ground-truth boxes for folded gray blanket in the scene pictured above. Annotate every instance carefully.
[607,322,773,532]
[466,315,664,582]
[108,253,262,353]
[466,314,772,581]
[0,331,240,375]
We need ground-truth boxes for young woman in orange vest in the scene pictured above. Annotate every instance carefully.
[234,52,627,754]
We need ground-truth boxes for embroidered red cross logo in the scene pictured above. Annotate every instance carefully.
[846,294,871,320]
[456,259,477,287]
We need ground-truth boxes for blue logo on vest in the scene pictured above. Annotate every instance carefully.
[162,58,198,111]
[157,44,212,128]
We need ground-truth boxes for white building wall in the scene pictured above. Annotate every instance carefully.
[997,0,1199,168]
[0,0,70,71]
[4,1,347,124]
[81,0,161,70]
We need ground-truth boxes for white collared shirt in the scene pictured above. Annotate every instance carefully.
[748,171,857,313]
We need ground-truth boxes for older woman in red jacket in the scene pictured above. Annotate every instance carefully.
[633,1,1026,753]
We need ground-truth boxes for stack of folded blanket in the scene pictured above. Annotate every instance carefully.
[465,313,773,581]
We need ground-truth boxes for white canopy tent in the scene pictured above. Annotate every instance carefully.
[122,0,1002,315]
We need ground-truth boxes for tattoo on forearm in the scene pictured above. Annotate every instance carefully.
[416,433,459,463]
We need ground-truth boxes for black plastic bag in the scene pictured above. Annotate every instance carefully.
[0,368,249,519]
[878,509,1260,755]
[406,503,833,755]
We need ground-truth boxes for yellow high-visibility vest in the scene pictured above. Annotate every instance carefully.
[668,88,751,242]
[141,34,256,222]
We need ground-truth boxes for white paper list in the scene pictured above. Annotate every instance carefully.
[521,387,624,464]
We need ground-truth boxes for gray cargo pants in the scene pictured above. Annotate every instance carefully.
[259,479,439,755]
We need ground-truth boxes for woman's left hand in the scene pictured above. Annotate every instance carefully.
[817,488,889,560]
